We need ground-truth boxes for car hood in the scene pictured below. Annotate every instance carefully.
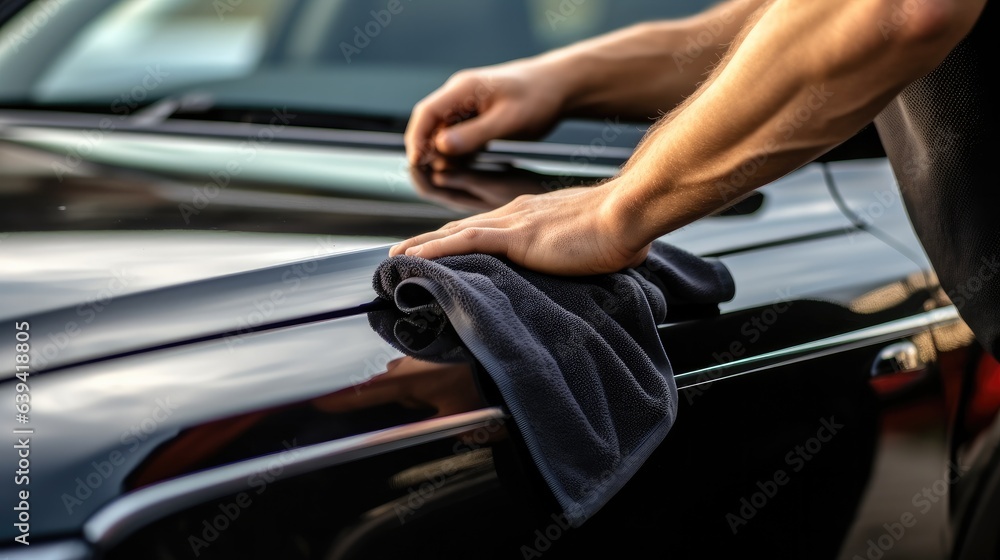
[0,115,859,319]
[0,230,393,318]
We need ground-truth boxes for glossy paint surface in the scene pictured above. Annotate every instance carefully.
[0,122,996,559]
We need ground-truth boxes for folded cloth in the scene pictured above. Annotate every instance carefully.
[368,240,735,526]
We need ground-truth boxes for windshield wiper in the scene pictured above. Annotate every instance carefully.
[129,92,216,127]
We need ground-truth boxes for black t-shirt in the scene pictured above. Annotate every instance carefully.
[874,0,999,358]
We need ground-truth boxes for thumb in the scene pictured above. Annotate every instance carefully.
[434,109,510,156]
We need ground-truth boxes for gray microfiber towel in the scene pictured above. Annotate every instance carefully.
[368,240,735,526]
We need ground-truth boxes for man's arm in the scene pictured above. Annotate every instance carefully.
[543,0,766,121]
[392,0,986,276]
[405,0,765,164]
[607,0,986,247]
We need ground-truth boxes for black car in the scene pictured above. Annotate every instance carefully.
[1,1,999,559]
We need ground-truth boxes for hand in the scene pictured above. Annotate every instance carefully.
[405,57,570,167]
[389,181,651,276]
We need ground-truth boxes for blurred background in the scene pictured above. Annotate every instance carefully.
[0,0,715,118]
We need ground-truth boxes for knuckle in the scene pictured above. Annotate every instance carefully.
[444,71,470,89]
[412,99,434,117]
[459,228,482,241]
[449,70,494,98]
[449,69,474,83]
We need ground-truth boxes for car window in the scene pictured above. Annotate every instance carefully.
[0,0,716,114]
[32,0,289,102]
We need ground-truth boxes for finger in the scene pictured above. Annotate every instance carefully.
[405,100,446,167]
[390,227,457,257]
[390,214,511,257]
[405,85,474,166]
[406,227,511,260]
[433,106,511,157]
[392,219,477,254]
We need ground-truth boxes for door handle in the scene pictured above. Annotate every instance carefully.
[871,340,925,377]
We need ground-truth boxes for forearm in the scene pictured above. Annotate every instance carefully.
[535,0,767,120]
[605,0,985,247]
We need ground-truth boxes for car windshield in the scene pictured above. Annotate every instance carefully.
[0,0,714,120]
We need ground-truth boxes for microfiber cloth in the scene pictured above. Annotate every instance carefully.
[368,240,735,526]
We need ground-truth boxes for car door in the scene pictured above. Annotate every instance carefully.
[96,160,953,560]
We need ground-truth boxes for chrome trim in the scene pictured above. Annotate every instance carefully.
[0,111,634,161]
[0,540,92,560]
[675,306,960,389]
[488,139,634,160]
[83,407,507,548]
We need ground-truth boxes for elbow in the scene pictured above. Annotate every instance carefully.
[878,0,984,46]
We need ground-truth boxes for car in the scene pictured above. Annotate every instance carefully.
[1,1,999,559]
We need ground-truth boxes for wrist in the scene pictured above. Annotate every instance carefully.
[600,159,719,248]
[528,50,591,116]
[597,174,666,253]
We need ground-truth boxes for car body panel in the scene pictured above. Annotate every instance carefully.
[0,0,997,553]
[0,121,960,554]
